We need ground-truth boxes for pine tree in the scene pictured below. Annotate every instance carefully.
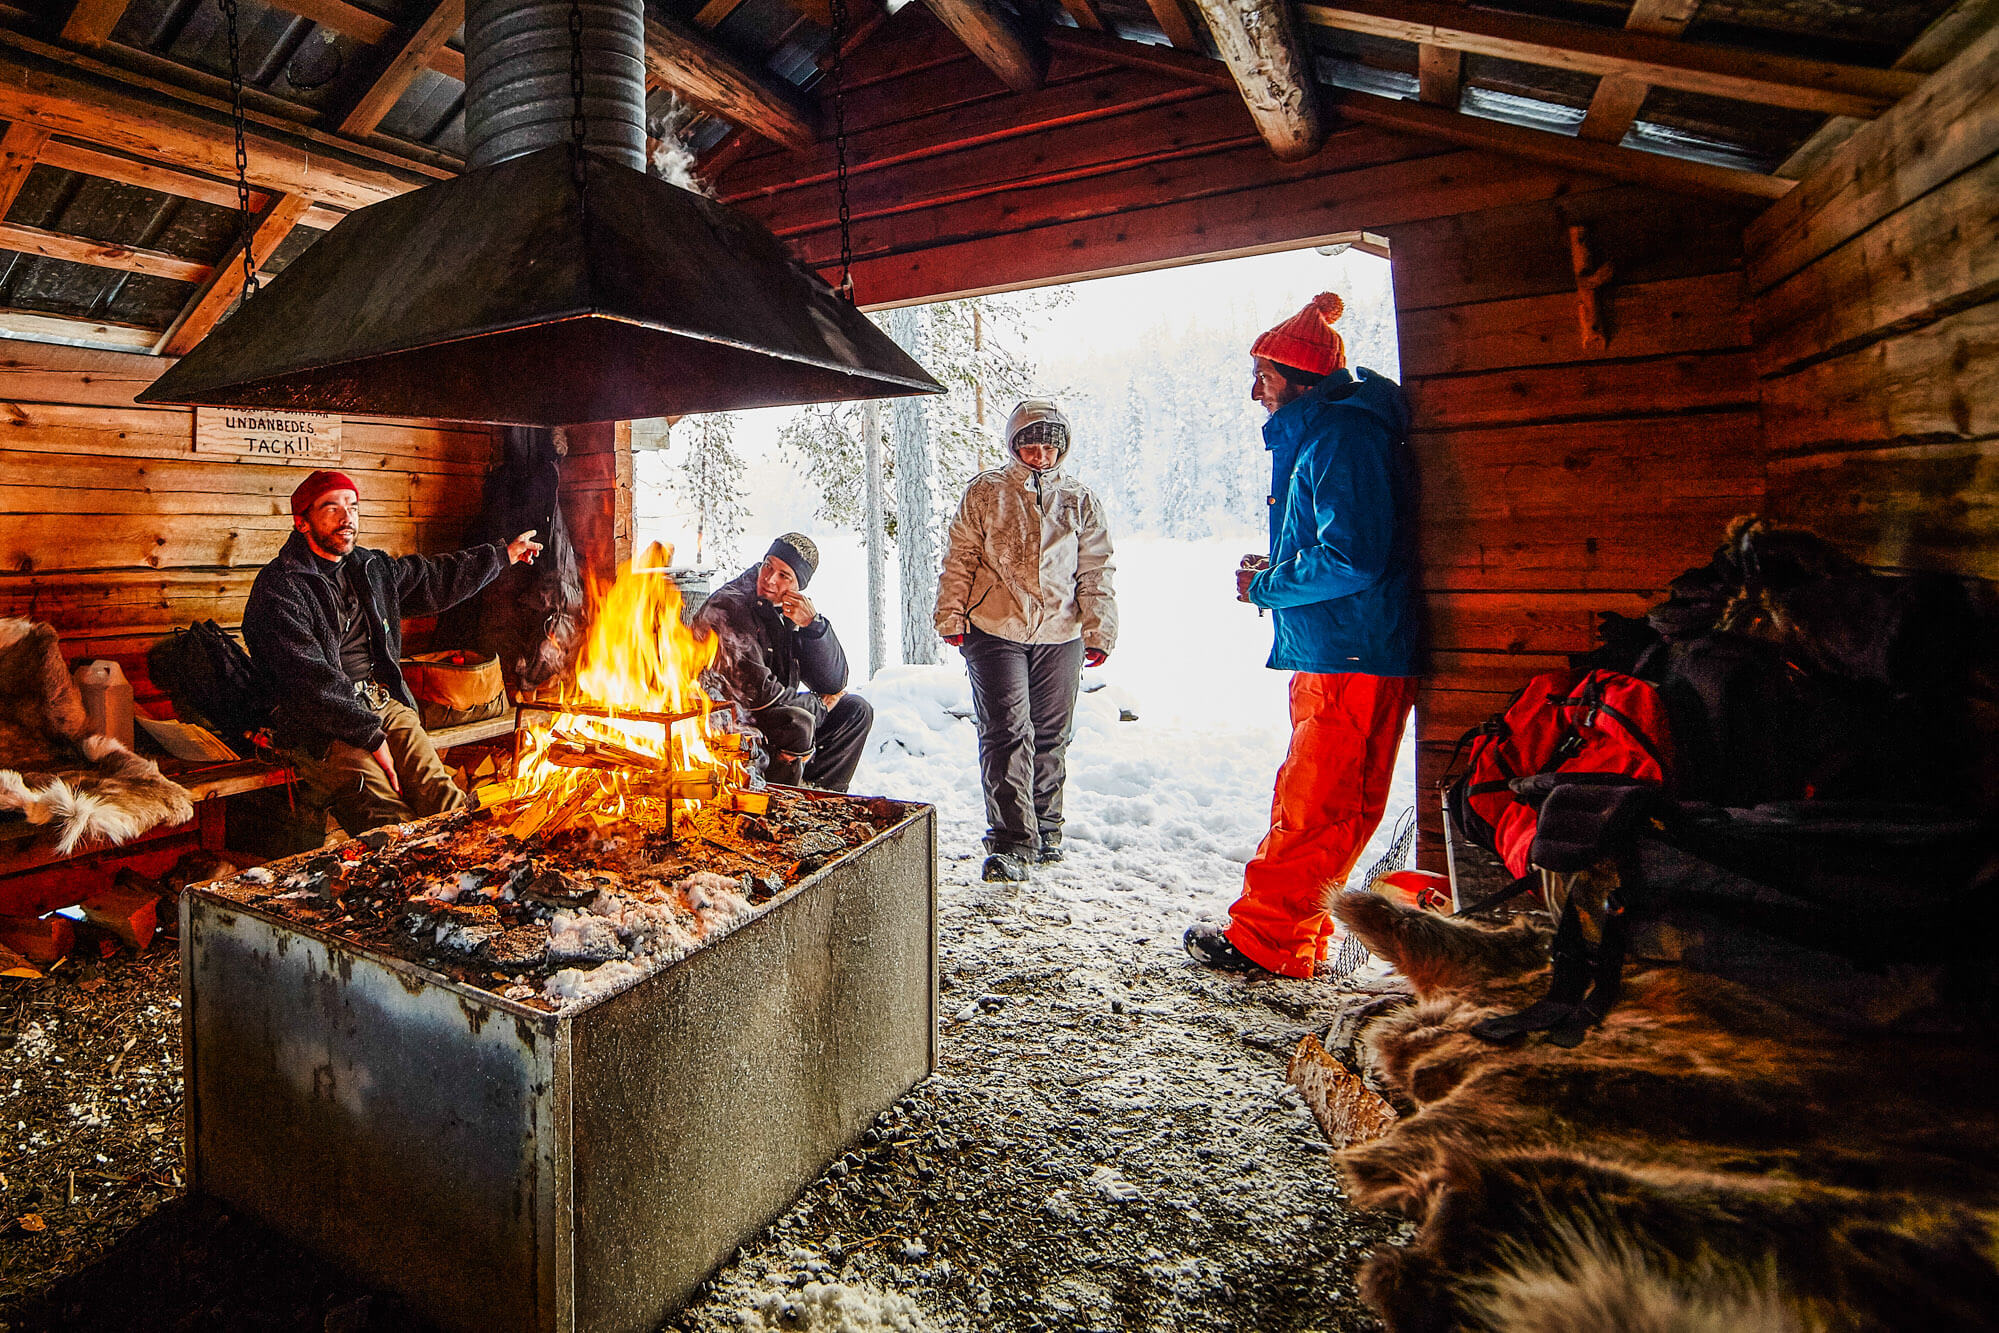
[672,412,746,567]
[888,306,939,666]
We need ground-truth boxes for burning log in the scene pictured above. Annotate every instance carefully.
[514,697,708,728]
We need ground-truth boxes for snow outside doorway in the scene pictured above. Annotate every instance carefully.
[641,246,1419,1331]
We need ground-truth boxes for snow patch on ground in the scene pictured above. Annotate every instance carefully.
[734,1279,943,1332]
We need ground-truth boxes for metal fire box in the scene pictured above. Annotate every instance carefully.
[181,802,937,1333]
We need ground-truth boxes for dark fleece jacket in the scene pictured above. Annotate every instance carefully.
[694,566,849,715]
[244,531,508,754]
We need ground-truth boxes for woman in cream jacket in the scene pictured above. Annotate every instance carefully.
[935,399,1118,882]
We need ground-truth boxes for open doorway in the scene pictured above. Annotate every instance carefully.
[635,237,1415,900]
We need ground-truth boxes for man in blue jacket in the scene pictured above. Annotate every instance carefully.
[1186,292,1420,978]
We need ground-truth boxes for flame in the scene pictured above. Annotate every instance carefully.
[511,542,748,836]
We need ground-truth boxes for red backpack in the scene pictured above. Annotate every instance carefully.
[1444,669,1675,877]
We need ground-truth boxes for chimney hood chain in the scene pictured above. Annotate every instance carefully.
[139,1,940,426]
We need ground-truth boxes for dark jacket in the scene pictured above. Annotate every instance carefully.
[694,566,849,715]
[243,531,509,753]
[1246,366,1420,676]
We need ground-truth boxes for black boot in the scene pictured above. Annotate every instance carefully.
[982,852,1031,882]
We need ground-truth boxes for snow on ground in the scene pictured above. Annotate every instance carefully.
[670,538,1417,1332]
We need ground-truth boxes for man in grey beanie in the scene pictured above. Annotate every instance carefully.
[695,533,873,791]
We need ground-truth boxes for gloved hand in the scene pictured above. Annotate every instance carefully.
[942,633,966,647]
[1083,648,1108,668]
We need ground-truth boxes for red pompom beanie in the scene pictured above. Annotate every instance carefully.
[290,469,361,517]
[1250,292,1347,377]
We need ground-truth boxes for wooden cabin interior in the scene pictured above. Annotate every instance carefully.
[0,0,1988,873]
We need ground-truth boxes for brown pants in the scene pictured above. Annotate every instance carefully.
[287,692,467,837]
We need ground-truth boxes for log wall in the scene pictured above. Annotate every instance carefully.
[0,340,502,704]
[1747,22,1999,580]
[717,9,1768,868]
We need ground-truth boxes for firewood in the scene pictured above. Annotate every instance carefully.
[79,882,159,950]
[0,913,76,964]
[1287,1033,1397,1149]
[0,941,39,978]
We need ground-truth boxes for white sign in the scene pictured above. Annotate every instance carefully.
[194,407,342,463]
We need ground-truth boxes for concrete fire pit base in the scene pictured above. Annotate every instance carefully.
[182,802,936,1333]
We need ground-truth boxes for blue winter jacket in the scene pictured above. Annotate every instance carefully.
[1246,366,1420,677]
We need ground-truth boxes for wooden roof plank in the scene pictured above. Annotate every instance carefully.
[1298,0,1922,119]
[920,0,1046,93]
[1187,0,1325,160]
[1576,0,1701,145]
[336,0,465,137]
[1056,0,1108,33]
[155,194,312,356]
[1145,0,1203,52]
[38,139,271,211]
[0,307,157,351]
[0,219,210,282]
[1417,42,1462,108]
[644,13,819,153]
[59,0,134,48]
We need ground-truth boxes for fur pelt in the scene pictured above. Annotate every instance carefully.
[0,619,195,853]
[1329,890,1999,1333]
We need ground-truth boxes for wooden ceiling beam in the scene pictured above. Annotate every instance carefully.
[1417,43,1461,107]
[260,0,464,81]
[1057,0,1108,33]
[0,307,157,351]
[0,220,211,282]
[1185,0,1325,160]
[0,122,50,221]
[59,0,134,48]
[38,139,272,211]
[156,194,311,356]
[644,14,818,153]
[335,0,465,136]
[1044,28,1234,89]
[1577,0,1701,144]
[0,46,429,211]
[693,0,752,27]
[921,0,1046,93]
[1145,0,1203,52]
[1333,85,1790,200]
[1298,0,1921,119]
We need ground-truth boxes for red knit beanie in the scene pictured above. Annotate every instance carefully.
[1250,292,1347,377]
[290,469,360,517]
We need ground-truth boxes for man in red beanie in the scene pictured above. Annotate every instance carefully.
[242,468,543,836]
[1184,292,1420,978]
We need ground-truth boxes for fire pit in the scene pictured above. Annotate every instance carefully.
[179,550,937,1333]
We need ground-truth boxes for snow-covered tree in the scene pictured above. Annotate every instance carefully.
[667,412,746,567]
[888,306,938,666]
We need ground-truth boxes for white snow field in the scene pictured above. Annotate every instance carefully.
[670,537,1419,1333]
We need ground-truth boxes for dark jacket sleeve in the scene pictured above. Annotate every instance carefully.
[242,579,385,751]
[695,593,792,712]
[793,618,849,695]
[390,543,510,618]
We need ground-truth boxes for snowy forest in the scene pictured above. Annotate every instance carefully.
[636,246,1400,667]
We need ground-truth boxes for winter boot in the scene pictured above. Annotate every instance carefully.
[1037,835,1064,864]
[982,852,1031,883]
[1183,922,1275,975]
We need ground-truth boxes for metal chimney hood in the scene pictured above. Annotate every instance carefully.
[138,0,940,427]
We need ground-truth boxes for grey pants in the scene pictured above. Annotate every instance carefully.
[961,627,1084,857]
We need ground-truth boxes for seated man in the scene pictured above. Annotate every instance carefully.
[695,534,873,792]
[243,469,542,835]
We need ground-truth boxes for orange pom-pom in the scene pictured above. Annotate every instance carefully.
[1311,291,1345,323]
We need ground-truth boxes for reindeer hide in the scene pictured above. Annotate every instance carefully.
[1329,889,1999,1333]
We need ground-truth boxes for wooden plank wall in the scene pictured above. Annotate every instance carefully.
[0,339,501,704]
[1747,22,1999,580]
[717,8,1769,868]
[1381,189,1765,866]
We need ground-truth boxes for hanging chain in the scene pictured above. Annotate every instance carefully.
[219,0,257,304]
[830,0,855,302]
[568,0,588,186]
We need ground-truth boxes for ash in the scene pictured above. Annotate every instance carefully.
[204,791,909,1013]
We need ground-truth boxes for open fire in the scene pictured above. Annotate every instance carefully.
[509,541,765,840]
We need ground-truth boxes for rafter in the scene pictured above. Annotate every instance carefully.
[1185,0,1325,160]
[1045,28,1233,89]
[0,122,50,222]
[0,307,156,351]
[156,194,312,356]
[644,14,818,153]
[1417,42,1461,107]
[260,0,463,81]
[1057,0,1108,33]
[1298,0,1921,119]
[59,0,134,48]
[921,0,1046,93]
[335,0,465,137]
[1577,0,1701,144]
[38,139,272,212]
[1145,0,1203,52]
[0,221,210,282]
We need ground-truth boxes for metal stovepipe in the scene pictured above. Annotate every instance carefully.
[464,0,648,172]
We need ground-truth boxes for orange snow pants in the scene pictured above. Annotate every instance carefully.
[1226,671,1417,978]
